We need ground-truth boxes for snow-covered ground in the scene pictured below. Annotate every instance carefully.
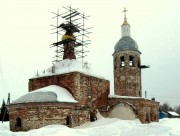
[1,116,180,136]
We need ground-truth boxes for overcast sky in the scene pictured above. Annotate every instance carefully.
[0,0,180,107]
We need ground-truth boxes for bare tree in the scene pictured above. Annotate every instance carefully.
[174,105,180,115]
[160,102,172,112]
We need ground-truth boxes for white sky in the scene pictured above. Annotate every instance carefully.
[0,0,180,107]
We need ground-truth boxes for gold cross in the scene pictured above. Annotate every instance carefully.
[122,7,128,14]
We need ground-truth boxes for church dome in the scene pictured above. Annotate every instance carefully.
[114,36,139,53]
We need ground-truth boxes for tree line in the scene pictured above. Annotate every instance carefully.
[0,100,9,121]
[160,102,180,115]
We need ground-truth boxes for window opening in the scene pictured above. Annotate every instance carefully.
[88,85,92,98]
[150,112,153,121]
[138,61,141,69]
[129,56,134,66]
[16,117,22,127]
[120,56,125,67]
[66,115,71,126]
[146,113,149,123]
[90,112,97,122]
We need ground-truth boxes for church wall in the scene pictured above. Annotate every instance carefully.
[28,72,110,109]
[79,74,110,109]
[7,102,90,132]
[100,98,159,123]
[29,73,78,97]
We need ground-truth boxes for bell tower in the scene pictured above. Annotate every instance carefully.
[113,8,146,97]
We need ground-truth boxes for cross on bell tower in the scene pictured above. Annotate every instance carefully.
[122,7,128,21]
[121,7,131,37]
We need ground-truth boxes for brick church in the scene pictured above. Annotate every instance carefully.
[7,8,159,132]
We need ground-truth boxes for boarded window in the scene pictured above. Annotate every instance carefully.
[121,76,125,81]
[130,76,135,80]
[88,86,92,98]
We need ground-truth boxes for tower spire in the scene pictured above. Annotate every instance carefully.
[121,7,130,37]
[122,7,128,22]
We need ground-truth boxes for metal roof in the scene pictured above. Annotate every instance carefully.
[13,91,57,104]
[114,36,139,53]
[12,85,77,104]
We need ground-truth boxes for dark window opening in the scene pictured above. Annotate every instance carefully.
[146,113,149,123]
[90,112,97,122]
[129,56,134,66]
[138,61,141,69]
[66,115,71,126]
[120,56,125,67]
[150,112,153,121]
[16,117,22,127]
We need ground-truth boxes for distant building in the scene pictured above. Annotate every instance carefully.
[167,111,180,118]
[159,111,167,119]
[7,7,159,132]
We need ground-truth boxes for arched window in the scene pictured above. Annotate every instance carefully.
[90,112,97,122]
[120,56,125,67]
[146,113,149,123]
[16,117,22,127]
[129,56,134,66]
[66,115,71,126]
[150,112,153,121]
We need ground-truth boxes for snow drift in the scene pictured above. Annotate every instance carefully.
[0,117,180,136]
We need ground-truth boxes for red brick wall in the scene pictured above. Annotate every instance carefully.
[7,102,89,132]
[29,72,110,109]
[8,72,110,131]
[100,98,159,123]
[113,51,142,97]
[29,73,78,96]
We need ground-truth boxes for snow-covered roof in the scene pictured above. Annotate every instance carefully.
[13,85,77,104]
[34,59,105,79]
[167,111,180,116]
